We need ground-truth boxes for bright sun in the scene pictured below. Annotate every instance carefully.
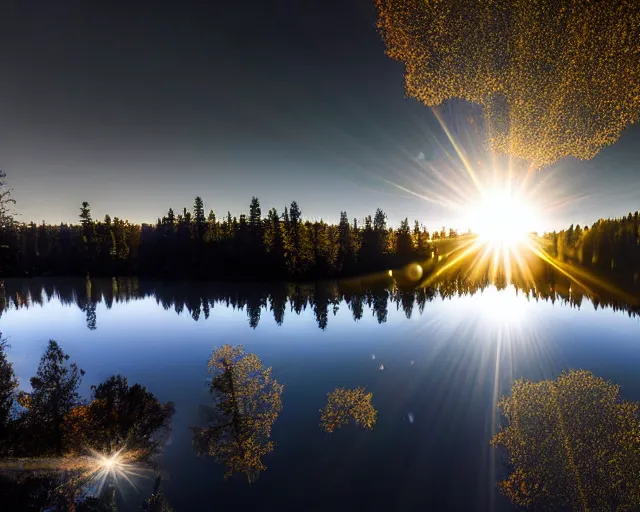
[471,189,537,246]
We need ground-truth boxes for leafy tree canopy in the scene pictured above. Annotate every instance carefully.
[192,344,284,482]
[491,370,640,510]
[376,0,640,168]
[320,387,377,433]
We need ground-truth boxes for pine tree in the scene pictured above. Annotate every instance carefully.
[193,197,206,241]
[79,202,96,269]
[373,208,388,256]
[249,197,263,253]
[166,208,175,229]
[338,211,352,271]
[396,217,413,258]
[284,202,303,274]
[24,341,84,455]
[264,208,284,267]
[205,210,218,244]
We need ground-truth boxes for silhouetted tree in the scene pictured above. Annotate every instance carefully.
[338,211,353,272]
[205,209,218,244]
[20,340,84,455]
[396,217,413,260]
[264,208,285,273]
[78,202,97,269]
[284,201,303,274]
[248,197,263,254]
[193,196,206,241]
[373,208,388,258]
[64,375,174,460]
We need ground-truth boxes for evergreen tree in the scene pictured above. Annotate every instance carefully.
[193,196,206,241]
[373,208,388,257]
[206,210,218,239]
[338,211,353,271]
[396,217,413,258]
[284,201,303,274]
[264,208,284,269]
[79,202,93,228]
[79,202,96,269]
[23,340,84,455]
[249,197,262,231]
[249,197,264,255]
[413,220,422,253]
[166,208,175,229]
[310,220,334,274]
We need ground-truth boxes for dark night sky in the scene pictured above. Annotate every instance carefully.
[1,0,638,230]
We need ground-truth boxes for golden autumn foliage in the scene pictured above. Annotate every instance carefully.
[62,404,93,451]
[320,387,377,433]
[491,370,640,510]
[192,345,283,483]
[376,0,640,169]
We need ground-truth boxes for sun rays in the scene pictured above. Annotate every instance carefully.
[81,448,150,496]
[0,447,152,500]
[469,188,537,246]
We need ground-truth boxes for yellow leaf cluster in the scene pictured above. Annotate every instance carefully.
[491,370,640,509]
[194,344,284,483]
[320,387,377,433]
[376,0,640,168]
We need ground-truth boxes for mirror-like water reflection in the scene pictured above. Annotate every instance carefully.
[1,270,639,333]
[0,274,639,511]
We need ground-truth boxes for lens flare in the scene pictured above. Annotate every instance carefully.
[82,448,151,498]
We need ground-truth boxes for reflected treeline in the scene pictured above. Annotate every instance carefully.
[192,345,283,483]
[1,261,639,331]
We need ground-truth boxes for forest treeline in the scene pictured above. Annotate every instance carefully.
[0,195,442,279]
[541,212,640,282]
[0,171,638,281]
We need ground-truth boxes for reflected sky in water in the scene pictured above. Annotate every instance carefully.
[1,280,639,511]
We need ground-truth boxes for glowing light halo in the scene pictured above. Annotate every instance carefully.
[468,187,538,247]
[100,454,118,470]
[377,101,634,308]
[81,447,150,497]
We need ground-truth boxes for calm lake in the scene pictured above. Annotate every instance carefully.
[1,277,639,511]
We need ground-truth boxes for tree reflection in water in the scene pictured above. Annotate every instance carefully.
[192,345,283,483]
[0,337,175,510]
[1,264,638,332]
[491,370,640,510]
[320,387,377,433]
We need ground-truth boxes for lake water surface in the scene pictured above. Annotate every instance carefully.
[1,278,639,511]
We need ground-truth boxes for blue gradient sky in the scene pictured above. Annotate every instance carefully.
[1,0,638,230]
